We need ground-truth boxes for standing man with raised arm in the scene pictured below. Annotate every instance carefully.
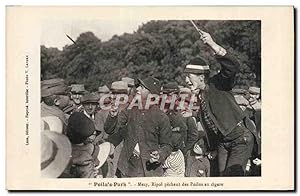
[183,30,260,176]
[104,77,173,177]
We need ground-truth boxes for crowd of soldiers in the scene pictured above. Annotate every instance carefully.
[41,31,261,178]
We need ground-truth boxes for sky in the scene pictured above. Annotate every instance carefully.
[41,19,149,50]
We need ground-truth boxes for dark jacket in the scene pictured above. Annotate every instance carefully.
[93,110,109,144]
[182,116,200,154]
[104,105,173,177]
[197,54,245,136]
[61,143,99,178]
[197,53,260,155]
[166,110,188,150]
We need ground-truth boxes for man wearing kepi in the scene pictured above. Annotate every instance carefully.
[41,78,71,134]
[184,31,259,176]
[104,77,173,177]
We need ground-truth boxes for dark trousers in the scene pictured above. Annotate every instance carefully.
[217,125,254,176]
[117,155,145,178]
[106,142,123,178]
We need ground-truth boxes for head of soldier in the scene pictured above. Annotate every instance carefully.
[160,82,180,111]
[81,93,99,115]
[248,87,261,101]
[136,77,161,101]
[70,84,86,105]
[41,78,71,110]
[110,81,129,109]
[184,57,210,94]
[43,94,70,110]
[98,85,111,99]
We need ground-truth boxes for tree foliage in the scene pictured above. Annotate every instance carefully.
[41,20,261,91]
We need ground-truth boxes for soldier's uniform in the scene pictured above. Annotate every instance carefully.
[41,78,71,134]
[165,110,187,151]
[70,84,86,112]
[106,105,173,177]
[103,81,129,178]
[161,82,188,152]
[105,77,173,177]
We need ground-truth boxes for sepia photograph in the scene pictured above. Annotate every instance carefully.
[40,19,261,179]
[6,6,294,191]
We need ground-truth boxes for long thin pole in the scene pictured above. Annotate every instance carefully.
[66,34,77,45]
[190,20,204,38]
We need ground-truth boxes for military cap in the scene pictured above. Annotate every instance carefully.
[231,88,247,95]
[98,85,110,93]
[161,82,179,94]
[137,77,161,95]
[110,81,128,94]
[80,92,99,104]
[41,78,70,98]
[70,84,86,94]
[249,87,260,95]
[121,77,135,87]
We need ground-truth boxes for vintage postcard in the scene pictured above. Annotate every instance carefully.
[6,6,294,191]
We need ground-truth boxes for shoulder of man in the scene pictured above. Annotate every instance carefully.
[152,105,169,118]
